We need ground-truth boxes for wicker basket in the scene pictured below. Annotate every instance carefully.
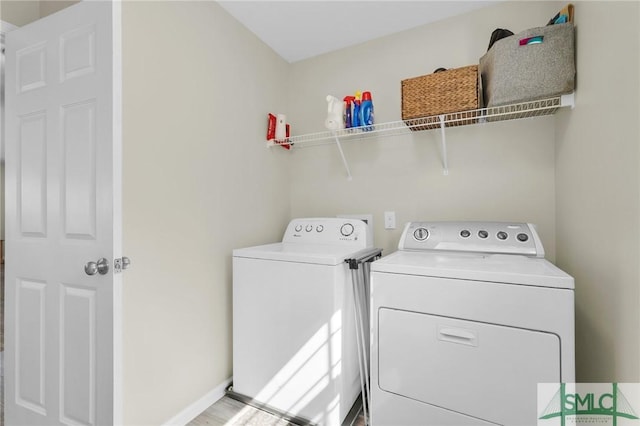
[401,65,480,130]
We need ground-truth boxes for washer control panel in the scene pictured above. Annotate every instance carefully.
[399,221,545,257]
[283,217,370,246]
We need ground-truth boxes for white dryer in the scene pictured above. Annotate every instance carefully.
[370,222,574,426]
[233,218,371,425]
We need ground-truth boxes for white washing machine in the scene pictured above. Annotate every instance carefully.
[233,217,371,425]
[370,221,574,426]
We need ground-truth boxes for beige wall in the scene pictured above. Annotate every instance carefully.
[0,1,39,26]
[288,1,562,261]
[555,1,640,381]
[38,0,78,18]
[0,0,78,24]
[121,1,290,424]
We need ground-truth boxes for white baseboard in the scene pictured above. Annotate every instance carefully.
[163,376,232,426]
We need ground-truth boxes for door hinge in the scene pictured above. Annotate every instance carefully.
[114,256,131,274]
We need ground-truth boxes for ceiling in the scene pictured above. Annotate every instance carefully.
[217,1,499,63]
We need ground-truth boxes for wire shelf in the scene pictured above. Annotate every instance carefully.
[268,94,574,149]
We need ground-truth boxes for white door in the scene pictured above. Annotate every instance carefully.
[4,1,122,425]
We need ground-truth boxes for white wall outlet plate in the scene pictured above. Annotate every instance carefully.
[384,211,396,230]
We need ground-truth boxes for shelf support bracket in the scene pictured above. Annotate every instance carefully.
[561,92,575,109]
[439,115,449,176]
[333,133,353,181]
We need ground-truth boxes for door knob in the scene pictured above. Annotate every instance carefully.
[84,258,109,276]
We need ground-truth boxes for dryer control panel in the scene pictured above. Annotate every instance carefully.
[398,221,545,257]
[283,217,371,247]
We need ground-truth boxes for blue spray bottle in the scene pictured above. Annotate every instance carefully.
[353,91,362,127]
[360,91,374,131]
[343,96,355,129]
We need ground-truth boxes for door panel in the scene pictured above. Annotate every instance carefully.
[5,2,122,424]
[60,25,96,82]
[16,43,46,93]
[16,279,46,415]
[62,100,97,239]
[60,285,96,425]
[18,111,47,237]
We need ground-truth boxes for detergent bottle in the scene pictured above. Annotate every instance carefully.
[324,95,345,130]
[343,96,355,129]
[353,91,362,127]
[360,91,374,131]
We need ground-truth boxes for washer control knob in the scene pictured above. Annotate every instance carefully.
[460,229,471,238]
[478,230,489,239]
[497,231,508,240]
[517,233,529,242]
[295,225,303,232]
[305,225,313,232]
[340,223,354,237]
[413,227,429,241]
[316,225,324,232]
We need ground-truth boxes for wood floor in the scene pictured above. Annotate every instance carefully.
[189,396,365,426]
[189,396,297,426]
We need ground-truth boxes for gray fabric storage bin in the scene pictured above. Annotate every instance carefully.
[480,23,575,107]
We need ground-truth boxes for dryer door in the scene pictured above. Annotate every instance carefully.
[378,308,560,425]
